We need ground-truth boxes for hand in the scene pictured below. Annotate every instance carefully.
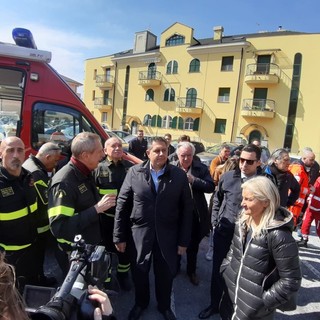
[95,194,117,214]
[88,285,113,318]
[115,242,126,253]
[177,246,187,255]
[309,185,316,194]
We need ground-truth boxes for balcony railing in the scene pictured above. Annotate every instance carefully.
[94,97,112,110]
[241,99,275,118]
[96,74,114,88]
[245,63,280,85]
[175,97,204,114]
[138,71,162,86]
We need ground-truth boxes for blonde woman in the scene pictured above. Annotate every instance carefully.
[221,176,301,320]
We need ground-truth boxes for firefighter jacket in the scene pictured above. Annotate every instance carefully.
[0,167,38,251]
[23,155,50,234]
[94,158,133,217]
[289,161,310,208]
[48,161,102,250]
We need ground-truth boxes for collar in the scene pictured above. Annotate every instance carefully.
[71,156,91,176]
[149,162,166,174]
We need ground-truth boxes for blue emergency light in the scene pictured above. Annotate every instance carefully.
[12,28,37,49]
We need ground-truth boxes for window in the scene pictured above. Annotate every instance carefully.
[193,118,200,131]
[189,59,200,73]
[93,69,97,80]
[162,115,172,128]
[214,119,226,134]
[166,34,185,46]
[164,88,175,101]
[218,88,230,103]
[221,56,234,71]
[0,68,24,141]
[186,88,197,107]
[143,114,152,126]
[151,115,162,127]
[92,90,95,101]
[101,112,107,123]
[184,117,194,130]
[166,60,178,74]
[145,89,154,101]
[171,116,184,129]
[32,103,98,150]
[147,63,157,79]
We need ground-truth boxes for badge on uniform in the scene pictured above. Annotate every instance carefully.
[78,183,88,194]
[0,187,14,197]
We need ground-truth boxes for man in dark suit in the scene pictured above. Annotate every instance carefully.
[114,137,193,320]
[128,129,148,160]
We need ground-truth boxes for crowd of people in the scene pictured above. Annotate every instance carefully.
[0,130,319,320]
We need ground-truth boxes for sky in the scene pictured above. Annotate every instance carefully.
[1,0,319,91]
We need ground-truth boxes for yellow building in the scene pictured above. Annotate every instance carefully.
[84,22,320,158]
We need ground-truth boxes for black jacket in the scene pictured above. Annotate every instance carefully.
[23,155,51,233]
[263,164,300,207]
[128,138,148,160]
[221,207,301,320]
[0,167,38,250]
[48,161,102,250]
[114,160,193,275]
[172,159,215,238]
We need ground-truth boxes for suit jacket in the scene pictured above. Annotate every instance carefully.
[114,160,193,274]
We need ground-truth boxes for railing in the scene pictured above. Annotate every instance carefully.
[96,74,114,84]
[94,97,112,107]
[245,63,280,76]
[138,70,162,81]
[176,97,204,109]
[242,99,275,112]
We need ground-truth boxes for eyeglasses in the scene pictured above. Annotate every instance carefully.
[240,158,257,165]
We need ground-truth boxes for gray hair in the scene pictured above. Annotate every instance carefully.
[37,142,61,156]
[71,132,101,158]
[267,148,289,166]
[240,176,280,238]
[176,141,195,156]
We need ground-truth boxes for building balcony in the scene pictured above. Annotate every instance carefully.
[138,71,161,86]
[175,97,203,114]
[94,97,112,111]
[241,99,275,119]
[245,63,280,85]
[96,74,114,89]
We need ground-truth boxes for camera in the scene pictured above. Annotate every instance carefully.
[28,235,110,320]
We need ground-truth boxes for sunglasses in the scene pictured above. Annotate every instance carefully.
[240,158,257,165]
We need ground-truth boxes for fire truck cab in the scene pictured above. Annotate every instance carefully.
[0,28,118,159]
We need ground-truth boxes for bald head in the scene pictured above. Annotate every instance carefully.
[302,148,315,168]
[0,137,25,176]
[104,137,123,161]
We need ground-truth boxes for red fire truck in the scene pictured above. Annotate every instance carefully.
[0,28,138,162]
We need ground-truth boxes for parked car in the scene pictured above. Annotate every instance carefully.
[197,143,239,167]
[112,130,133,140]
[171,140,205,155]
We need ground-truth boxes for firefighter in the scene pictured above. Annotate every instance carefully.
[0,137,38,292]
[288,148,316,226]
[94,137,133,291]
[48,132,116,252]
[23,142,66,284]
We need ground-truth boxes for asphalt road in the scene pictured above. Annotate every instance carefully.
[40,194,320,320]
[109,227,320,320]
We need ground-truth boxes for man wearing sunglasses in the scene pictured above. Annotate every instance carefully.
[199,144,263,319]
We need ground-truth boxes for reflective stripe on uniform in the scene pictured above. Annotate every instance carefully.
[48,205,75,218]
[57,238,73,245]
[37,225,50,234]
[0,243,32,251]
[98,188,118,196]
[0,200,37,221]
[117,263,130,273]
